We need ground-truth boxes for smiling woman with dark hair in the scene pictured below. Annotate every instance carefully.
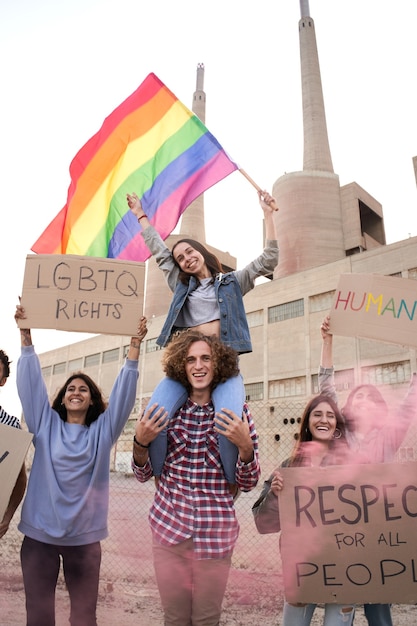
[52,372,106,427]
[252,394,355,625]
[14,303,147,626]
[127,189,278,485]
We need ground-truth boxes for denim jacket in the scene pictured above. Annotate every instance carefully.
[142,225,279,353]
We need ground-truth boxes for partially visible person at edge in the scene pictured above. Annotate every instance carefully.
[131,330,260,626]
[252,394,355,626]
[0,349,27,539]
[14,303,147,626]
[319,314,417,626]
[126,189,278,486]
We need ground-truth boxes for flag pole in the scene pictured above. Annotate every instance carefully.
[239,168,279,211]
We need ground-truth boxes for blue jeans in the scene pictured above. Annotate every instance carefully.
[282,602,355,626]
[147,374,245,483]
[363,604,392,626]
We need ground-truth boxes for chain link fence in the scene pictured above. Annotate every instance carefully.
[2,396,417,607]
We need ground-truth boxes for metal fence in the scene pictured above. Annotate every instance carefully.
[2,397,417,596]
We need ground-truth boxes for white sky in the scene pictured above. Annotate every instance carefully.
[1,0,416,414]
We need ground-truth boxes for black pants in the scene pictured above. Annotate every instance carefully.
[20,536,101,626]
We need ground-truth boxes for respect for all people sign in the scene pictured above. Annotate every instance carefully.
[18,254,145,336]
[329,273,417,347]
[279,461,417,604]
[0,424,33,521]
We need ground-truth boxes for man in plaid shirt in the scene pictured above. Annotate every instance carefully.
[0,349,27,538]
[132,331,260,625]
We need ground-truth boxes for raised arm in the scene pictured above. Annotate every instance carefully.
[319,315,338,405]
[233,191,279,295]
[320,314,333,369]
[259,190,278,241]
[126,193,179,291]
[14,303,32,347]
[127,193,151,230]
[126,316,148,361]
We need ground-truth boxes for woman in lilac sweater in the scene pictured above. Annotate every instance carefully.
[15,304,147,626]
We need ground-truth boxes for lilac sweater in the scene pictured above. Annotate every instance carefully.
[17,345,138,546]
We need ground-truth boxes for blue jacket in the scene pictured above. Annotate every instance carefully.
[142,225,279,354]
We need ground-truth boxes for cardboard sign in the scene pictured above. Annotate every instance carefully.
[279,461,417,604]
[330,273,417,347]
[0,423,33,520]
[19,254,145,336]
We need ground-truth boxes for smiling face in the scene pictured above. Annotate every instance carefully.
[350,388,379,420]
[173,242,211,279]
[184,340,215,401]
[63,377,93,423]
[308,401,337,442]
[344,385,387,433]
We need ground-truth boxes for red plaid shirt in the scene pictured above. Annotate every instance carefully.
[132,399,260,558]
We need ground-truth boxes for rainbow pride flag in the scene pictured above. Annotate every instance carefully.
[32,73,238,261]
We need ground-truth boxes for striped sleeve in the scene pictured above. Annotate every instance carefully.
[0,406,21,429]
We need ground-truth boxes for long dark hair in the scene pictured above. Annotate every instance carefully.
[52,372,107,427]
[288,394,347,467]
[171,238,223,285]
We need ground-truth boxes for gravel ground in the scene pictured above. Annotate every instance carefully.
[1,475,417,625]
[1,559,417,624]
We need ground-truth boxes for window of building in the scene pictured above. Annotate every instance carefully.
[268,299,304,323]
[312,369,355,394]
[123,343,144,357]
[346,246,365,256]
[246,310,263,328]
[146,338,162,353]
[85,353,100,368]
[269,377,306,398]
[42,366,52,378]
[53,362,66,375]
[361,361,411,386]
[102,348,120,363]
[397,447,415,462]
[244,382,263,401]
[359,199,385,245]
[68,358,83,372]
[407,268,417,280]
[309,291,335,313]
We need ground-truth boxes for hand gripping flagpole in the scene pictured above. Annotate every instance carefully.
[239,169,279,211]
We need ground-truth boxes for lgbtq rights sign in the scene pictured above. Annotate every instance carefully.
[329,273,417,347]
[18,255,145,336]
[279,461,417,604]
